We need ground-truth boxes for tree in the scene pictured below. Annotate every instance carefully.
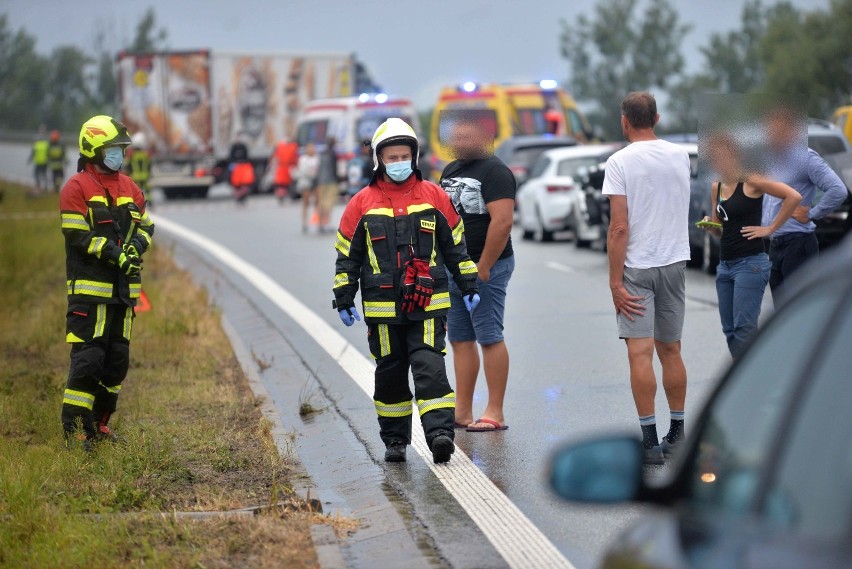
[760,0,852,117]
[127,8,168,53]
[0,16,48,129]
[559,0,691,138]
[42,46,95,131]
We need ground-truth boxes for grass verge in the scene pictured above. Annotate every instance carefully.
[0,180,328,568]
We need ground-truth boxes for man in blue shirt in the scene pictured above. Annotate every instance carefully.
[763,107,847,298]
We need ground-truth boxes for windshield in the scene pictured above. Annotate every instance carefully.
[515,109,549,135]
[556,156,604,178]
[438,109,499,145]
[808,135,847,156]
[297,120,329,147]
[510,145,570,167]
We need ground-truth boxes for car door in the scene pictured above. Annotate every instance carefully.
[602,276,851,569]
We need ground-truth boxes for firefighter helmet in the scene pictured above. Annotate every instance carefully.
[79,115,132,158]
[371,118,419,171]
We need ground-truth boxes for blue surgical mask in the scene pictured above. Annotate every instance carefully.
[385,161,413,183]
[103,147,125,172]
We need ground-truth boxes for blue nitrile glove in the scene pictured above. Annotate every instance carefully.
[338,306,361,327]
[463,292,480,313]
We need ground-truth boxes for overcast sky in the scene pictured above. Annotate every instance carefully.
[3,0,830,112]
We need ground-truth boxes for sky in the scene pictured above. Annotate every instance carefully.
[3,0,831,113]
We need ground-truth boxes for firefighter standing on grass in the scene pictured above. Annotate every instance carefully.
[333,118,480,464]
[59,115,155,450]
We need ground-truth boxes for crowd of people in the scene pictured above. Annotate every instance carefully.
[48,93,847,465]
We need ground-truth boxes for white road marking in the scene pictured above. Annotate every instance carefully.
[546,261,577,274]
[154,214,576,569]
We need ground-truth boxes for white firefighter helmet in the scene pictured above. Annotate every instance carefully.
[371,118,419,172]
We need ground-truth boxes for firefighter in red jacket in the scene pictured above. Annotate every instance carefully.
[333,118,480,464]
[59,115,154,450]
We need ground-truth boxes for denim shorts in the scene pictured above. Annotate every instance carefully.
[447,255,515,345]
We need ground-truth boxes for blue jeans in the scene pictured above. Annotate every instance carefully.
[716,253,771,358]
[447,256,515,345]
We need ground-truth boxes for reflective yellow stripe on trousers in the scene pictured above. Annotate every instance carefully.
[122,307,133,340]
[375,399,413,417]
[378,324,391,357]
[94,304,107,338]
[63,389,94,410]
[417,392,456,416]
[423,318,435,347]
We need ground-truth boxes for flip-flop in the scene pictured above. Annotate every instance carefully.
[466,418,509,432]
[454,422,470,429]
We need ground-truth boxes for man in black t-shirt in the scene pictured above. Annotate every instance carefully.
[440,119,516,432]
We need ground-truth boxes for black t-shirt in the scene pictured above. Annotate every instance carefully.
[440,156,516,262]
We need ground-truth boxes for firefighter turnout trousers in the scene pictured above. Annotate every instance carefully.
[61,302,134,438]
[368,317,455,449]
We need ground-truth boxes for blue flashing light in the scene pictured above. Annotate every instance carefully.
[462,81,477,93]
[539,79,558,90]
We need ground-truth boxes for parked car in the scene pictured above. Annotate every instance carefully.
[550,234,852,569]
[494,135,578,186]
[688,122,852,274]
[517,145,619,243]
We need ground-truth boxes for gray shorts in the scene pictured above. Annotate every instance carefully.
[618,261,686,343]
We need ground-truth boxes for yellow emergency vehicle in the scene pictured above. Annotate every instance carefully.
[429,81,594,179]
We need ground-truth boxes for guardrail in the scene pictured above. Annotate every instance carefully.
[0,130,76,145]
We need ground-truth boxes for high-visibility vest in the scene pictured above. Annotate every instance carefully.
[129,150,151,183]
[32,140,49,165]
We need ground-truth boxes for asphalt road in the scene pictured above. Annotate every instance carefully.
[149,191,741,568]
[0,144,755,568]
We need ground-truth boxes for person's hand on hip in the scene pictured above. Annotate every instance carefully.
[610,285,644,321]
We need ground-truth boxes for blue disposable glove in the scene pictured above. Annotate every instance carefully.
[463,292,480,313]
[338,306,361,327]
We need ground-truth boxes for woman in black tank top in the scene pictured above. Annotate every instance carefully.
[702,133,802,358]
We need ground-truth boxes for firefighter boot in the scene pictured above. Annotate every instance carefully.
[384,442,407,462]
[431,435,454,464]
[93,412,121,443]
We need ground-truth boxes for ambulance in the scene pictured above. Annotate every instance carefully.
[296,94,422,178]
[429,81,595,179]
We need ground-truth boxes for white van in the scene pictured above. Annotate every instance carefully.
[296,95,421,176]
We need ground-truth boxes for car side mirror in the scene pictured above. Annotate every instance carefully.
[550,436,645,503]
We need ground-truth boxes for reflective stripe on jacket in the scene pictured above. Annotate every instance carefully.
[333,175,477,323]
[59,164,154,306]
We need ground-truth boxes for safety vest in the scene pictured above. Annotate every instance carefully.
[47,142,65,170]
[32,139,49,165]
[129,150,151,184]
[333,175,478,323]
[59,164,155,306]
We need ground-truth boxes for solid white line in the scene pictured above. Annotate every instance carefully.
[153,213,576,569]
[546,261,577,274]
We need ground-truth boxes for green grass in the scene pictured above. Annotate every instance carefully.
[0,181,322,568]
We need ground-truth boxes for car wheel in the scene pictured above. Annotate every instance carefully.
[703,231,719,275]
[534,207,554,242]
[521,229,534,240]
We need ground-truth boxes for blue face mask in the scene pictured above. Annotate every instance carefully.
[102,146,125,172]
[385,160,413,183]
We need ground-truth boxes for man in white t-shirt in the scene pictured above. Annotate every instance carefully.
[602,91,691,465]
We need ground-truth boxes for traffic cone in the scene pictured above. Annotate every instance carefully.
[136,291,152,313]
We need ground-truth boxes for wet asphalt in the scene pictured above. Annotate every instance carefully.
[146,188,743,568]
[0,143,751,568]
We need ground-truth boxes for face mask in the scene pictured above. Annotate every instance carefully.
[102,147,124,172]
[385,160,413,183]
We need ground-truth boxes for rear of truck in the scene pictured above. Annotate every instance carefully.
[117,51,216,199]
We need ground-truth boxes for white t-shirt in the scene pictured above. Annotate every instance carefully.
[602,139,691,269]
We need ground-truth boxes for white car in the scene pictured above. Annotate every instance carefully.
[517,144,620,243]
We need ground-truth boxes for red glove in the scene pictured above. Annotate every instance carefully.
[401,258,433,313]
